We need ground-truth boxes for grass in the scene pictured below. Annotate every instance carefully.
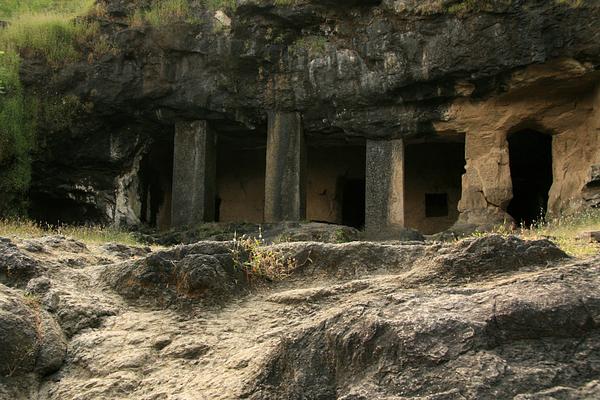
[0,218,143,245]
[130,0,239,28]
[0,1,110,216]
[0,12,111,66]
[520,209,600,257]
[0,49,35,215]
[288,35,328,56]
[0,0,95,20]
[231,231,297,282]
[471,208,600,257]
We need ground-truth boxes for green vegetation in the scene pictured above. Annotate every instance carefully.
[555,0,584,7]
[521,208,600,257]
[446,0,512,14]
[0,218,143,245]
[0,1,107,216]
[0,49,35,215]
[288,35,328,56]
[0,0,95,19]
[130,0,239,28]
[471,208,600,257]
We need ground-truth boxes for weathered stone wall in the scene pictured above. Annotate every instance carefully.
[435,60,600,228]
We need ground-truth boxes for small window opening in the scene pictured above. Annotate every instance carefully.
[425,193,448,218]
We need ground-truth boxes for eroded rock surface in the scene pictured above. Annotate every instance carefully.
[0,284,66,378]
[1,233,598,399]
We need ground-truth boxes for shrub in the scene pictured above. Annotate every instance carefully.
[231,231,296,282]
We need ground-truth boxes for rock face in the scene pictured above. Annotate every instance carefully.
[101,241,247,305]
[248,262,600,399]
[18,0,600,232]
[0,238,43,287]
[2,233,600,399]
[0,284,66,377]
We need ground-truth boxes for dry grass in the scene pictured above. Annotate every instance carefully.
[472,208,600,257]
[231,231,297,282]
[520,209,600,257]
[0,218,141,245]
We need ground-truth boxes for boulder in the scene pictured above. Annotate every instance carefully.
[0,238,43,287]
[0,284,66,377]
[101,242,247,305]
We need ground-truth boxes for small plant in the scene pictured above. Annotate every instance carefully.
[288,35,328,56]
[333,228,349,243]
[231,228,296,282]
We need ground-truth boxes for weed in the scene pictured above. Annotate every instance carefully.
[231,230,296,282]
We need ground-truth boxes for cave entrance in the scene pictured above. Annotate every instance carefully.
[216,133,266,223]
[404,139,465,234]
[507,129,553,227]
[341,178,366,228]
[307,142,366,229]
[139,134,174,230]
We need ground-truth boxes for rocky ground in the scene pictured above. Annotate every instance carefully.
[1,233,600,399]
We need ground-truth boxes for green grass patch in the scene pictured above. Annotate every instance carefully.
[521,208,600,257]
[0,12,105,66]
[0,0,95,20]
[0,1,111,217]
[0,218,143,245]
[130,0,239,28]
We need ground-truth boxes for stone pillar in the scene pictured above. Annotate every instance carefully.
[265,111,306,222]
[365,139,405,235]
[171,120,216,228]
[457,130,512,228]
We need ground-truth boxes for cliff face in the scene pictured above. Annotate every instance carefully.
[20,0,600,227]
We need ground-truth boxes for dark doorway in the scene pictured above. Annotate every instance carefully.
[306,143,366,228]
[507,130,553,227]
[342,178,366,229]
[139,135,174,229]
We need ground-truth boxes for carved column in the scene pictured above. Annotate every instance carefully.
[264,111,306,222]
[365,139,405,235]
[171,120,216,228]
